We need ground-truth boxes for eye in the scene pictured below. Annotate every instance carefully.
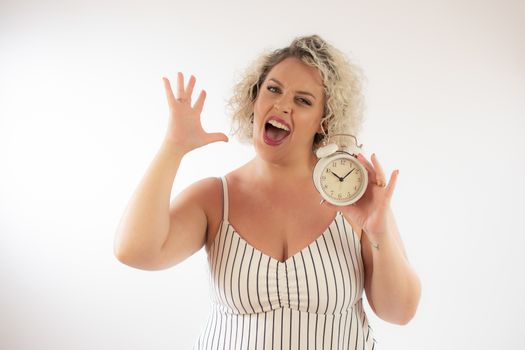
[267,85,281,93]
[297,97,312,106]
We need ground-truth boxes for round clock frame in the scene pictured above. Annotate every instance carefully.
[312,134,368,206]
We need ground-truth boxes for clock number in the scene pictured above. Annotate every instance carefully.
[332,161,337,168]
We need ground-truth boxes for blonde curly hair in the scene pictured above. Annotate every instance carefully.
[227,34,366,148]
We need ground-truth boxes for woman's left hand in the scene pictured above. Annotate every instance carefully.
[325,153,399,241]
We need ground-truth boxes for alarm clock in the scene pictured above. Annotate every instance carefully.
[312,134,368,206]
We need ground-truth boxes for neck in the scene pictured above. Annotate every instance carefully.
[248,151,318,187]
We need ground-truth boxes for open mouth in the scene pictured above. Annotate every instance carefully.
[263,119,291,145]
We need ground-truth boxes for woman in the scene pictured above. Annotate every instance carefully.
[114,35,421,349]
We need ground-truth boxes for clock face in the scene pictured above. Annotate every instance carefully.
[319,155,366,203]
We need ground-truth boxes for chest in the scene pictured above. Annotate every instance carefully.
[227,189,338,263]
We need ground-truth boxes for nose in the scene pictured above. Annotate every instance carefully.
[273,99,291,114]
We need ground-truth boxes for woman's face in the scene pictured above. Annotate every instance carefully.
[252,57,325,163]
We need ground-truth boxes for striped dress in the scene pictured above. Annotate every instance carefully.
[193,177,377,349]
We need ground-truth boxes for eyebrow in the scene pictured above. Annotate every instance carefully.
[268,78,318,100]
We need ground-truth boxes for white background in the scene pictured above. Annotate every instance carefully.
[1,0,524,349]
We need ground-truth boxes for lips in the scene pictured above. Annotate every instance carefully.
[263,116,291,146]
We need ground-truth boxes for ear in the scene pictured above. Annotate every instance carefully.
[317,119,325,134]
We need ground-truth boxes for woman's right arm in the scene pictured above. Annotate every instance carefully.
[113,73,227,270]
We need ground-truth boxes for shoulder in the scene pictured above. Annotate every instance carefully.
[177,176,222,208]
[182,177,227,250]
[171,177,224,243]
[171,177,223,220]
[183,177,222,197]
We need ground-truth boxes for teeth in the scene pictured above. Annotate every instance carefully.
[268,119,290,131]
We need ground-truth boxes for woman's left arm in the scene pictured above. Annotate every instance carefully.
[333,152,421,325]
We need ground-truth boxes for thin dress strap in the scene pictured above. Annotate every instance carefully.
[220,176,229,222]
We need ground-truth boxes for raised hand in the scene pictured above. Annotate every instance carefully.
[162,72,228,154]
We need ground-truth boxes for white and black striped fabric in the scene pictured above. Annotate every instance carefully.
[193,177,377,349]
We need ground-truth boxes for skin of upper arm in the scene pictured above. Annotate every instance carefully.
[152,177,219,270]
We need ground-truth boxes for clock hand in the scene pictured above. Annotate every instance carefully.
[341,168,355,180]
[330,170,344,182]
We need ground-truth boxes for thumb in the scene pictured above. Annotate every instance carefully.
[204,132,229,145]
[384,169,399,203]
